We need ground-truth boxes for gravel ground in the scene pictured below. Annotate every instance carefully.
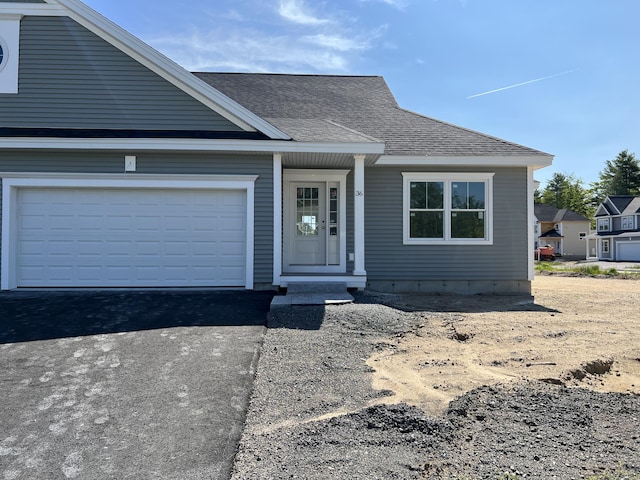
[231,291,640,480]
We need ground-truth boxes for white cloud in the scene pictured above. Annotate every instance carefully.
[278,0,329,25]
[142,1,390,74]
[359,0,410,10]
[302,34,368,52]
[148,29,349,73]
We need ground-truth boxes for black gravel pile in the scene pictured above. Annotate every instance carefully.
[433,383,640,479]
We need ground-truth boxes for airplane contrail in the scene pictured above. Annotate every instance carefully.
[467,70,575,99]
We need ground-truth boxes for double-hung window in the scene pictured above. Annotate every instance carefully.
[597,217,610,232]
[403,172,494,245]
[621,216,634,230]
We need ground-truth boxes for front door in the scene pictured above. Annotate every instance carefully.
[289,183,326,265]
[283,170,347,273]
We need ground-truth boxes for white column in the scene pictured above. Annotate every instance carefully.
[273,153,283,285]
[353,155,366,276]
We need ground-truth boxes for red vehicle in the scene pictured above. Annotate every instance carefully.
[535,245,555,261]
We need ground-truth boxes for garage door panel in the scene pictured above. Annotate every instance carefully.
[618,241,640,261]
[16,188,247,287]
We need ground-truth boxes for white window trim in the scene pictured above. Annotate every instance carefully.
[402,172,494,245]
[601,239,610,254]
[1,173,257,290]
[597,217,610,232]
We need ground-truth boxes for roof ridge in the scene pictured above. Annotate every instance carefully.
[192,72,383,79]
[323,119,383,143]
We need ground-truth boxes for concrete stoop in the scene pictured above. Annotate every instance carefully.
[270,282,354,309]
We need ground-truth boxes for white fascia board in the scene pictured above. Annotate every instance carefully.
[44,0,289,140]
[0,137,385,154]
[0,4,65,16]
[377,155,554,168]
[0,173,259,185]
[604,197,621,215]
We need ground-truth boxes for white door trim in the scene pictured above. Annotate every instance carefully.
[282,169,349,274]
[1,173,258,290]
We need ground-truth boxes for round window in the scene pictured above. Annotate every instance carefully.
[0,41,5,72]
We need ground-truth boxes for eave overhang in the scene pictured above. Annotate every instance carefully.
[376,154,554,169]
[0,3,64,16]
[0,136,385,155]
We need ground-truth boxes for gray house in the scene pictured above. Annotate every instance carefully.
[0,0,553,294]
[589,195,640,261]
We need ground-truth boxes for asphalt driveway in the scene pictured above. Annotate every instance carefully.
[0,290,273,480]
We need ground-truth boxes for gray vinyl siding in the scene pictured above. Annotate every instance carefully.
[0,152,273,284]
[2,16,243,131]
[365,166,529,281]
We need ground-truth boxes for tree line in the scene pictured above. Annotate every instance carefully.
[535,150,640,219]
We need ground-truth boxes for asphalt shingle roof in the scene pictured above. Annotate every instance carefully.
[534,204,590,223]
[193,73,551,157]
[608,195,640,215]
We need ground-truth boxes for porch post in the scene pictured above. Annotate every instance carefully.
[353,154,367,276]
[273,153,282,286]
[527,166,535,281]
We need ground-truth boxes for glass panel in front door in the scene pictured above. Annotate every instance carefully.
[328,185,339,265]
[296,187,319,236]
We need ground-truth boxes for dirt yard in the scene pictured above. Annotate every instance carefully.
[368,274,640,417]
[232,274,640,479]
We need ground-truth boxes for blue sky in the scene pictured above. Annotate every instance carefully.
[82,0,639,188]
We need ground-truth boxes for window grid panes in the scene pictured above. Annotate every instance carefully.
[329,187,338,236]
[451,182,485,239]
[597,218,610,232]
[409,182,444,238]
[296,187,319,236]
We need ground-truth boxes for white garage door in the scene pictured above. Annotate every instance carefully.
[16,188,247,287]
[618,241,640,262]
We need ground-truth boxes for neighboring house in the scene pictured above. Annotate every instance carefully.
[534,204,591,259]
[0,0,553,294]
[589,195,640,261]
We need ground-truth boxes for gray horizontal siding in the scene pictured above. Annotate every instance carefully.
[365,166,529,281]
[0,152,273,285]
[2,16,243,131]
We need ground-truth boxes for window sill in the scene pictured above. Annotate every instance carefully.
[403,239,493,246]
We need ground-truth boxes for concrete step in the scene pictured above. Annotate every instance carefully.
[270,282,353,309]
[286,282,348,294]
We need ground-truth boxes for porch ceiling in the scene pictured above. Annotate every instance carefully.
[281,152,380,168]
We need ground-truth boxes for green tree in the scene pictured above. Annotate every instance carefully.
[540,172,592,217]
[591,150,640,201]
